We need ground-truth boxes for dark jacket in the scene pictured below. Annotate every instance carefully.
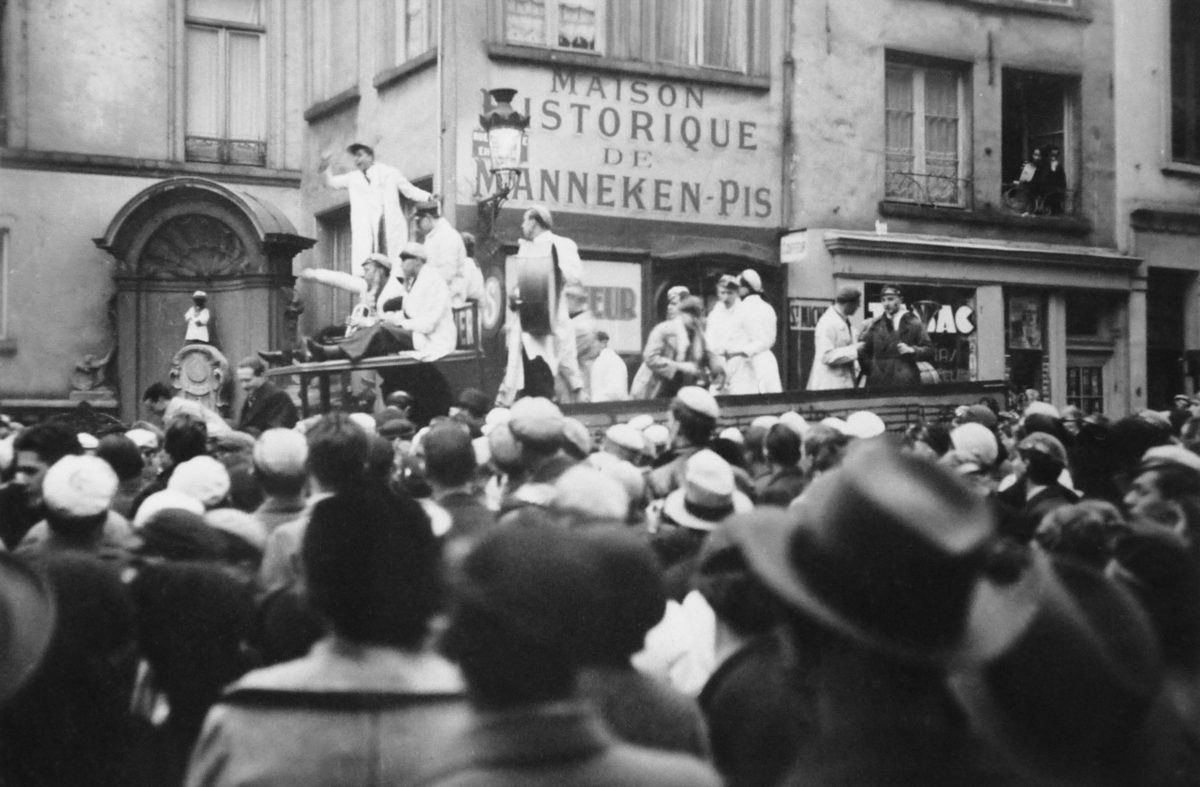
[996,481,1080,543]
[238,381,299,433]
[858,310,933,388]
[757,466,807,507]
[419,701,721,787]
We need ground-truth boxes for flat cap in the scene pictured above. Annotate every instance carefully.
[509,397,566,444]
[675,386,719,420]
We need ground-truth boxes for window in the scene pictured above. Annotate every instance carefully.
[1066,363,1104,415]
[309,0,359,101]
[1001,69,1078,216]
[498,0,769,75]
[385,0,436,66]
[884,60,968,207]
[315,212,356,329]
[185,0,266,166]
[0,0,7,147]
[1172,0,1200,164]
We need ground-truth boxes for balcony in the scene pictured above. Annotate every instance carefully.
[884,171,972,210]
[1000,182,1078,218]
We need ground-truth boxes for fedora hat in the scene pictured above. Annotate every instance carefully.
[728,441,1040,666]
[0,553,56,703]
[949,557,1165,786]
[663,450,753,531]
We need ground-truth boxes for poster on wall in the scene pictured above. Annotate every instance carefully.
[504,257,643,354]
[1007,293,1044,350]
[864,283,978,383]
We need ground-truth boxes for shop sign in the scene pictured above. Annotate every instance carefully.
[504,258,643,354]
[864,283,978,383]
[469,68,777,225]
[780,232,807,264]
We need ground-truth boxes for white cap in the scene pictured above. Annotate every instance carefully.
[42,455,118,519]
[133,489,206,529]
[844,411,886,439]
[168,455,231,508]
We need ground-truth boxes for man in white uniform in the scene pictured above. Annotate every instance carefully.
[414,200,470,304]
[320,143,431,275]
[498,206,584,404]
[706,275,755,394]
[808,287,864,390]
[737,269,783,394]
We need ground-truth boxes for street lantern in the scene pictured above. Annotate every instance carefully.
[478,88,530,235]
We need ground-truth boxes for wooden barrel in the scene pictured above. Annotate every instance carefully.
[516,248,562,337]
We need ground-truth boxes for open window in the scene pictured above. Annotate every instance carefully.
[1001,69,1079,217]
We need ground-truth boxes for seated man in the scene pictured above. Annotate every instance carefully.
[307,243,456,362]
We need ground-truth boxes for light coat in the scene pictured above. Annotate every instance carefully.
[807,304,860,390]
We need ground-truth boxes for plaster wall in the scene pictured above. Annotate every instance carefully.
[0,168,301,399]
[16,0,171,158]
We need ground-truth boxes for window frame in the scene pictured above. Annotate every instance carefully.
[999,67,1081,215]
[494,0,769,77]
[382,0,437,68]
[183,2,268,166]
[0,228,8,342]
[883,56,971,209]
[1170,0,1200,167]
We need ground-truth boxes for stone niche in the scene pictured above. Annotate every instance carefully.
[95,177,314,424]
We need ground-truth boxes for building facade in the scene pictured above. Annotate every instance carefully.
[782,0,1138,415]
[1115,0,1200,411]
[0,0,313,423]
[2,0,1169,418]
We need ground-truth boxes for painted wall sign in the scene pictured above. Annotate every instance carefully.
[467,67,778,226]
[504,257,643,354]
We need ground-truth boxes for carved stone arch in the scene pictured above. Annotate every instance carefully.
[95,177,314,423]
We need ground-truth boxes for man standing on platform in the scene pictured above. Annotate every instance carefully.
[808,287,864,391]
[236,357,298,434]
[320,143,431,275]
[858,284,933,388]
[498,206,584,404]
[737,270,783,394]
[414,200,470,304]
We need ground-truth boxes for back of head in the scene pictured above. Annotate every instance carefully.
[305,413,369,492]
[803,423,851,474]
[303,487,439,648]
[13,422,82,466]
[443,523,606,707]
[1035,501,1126,569]
[164,415,208,465]
[577,527,666,664]
[42,455,118,532]
[552,466,629,525]
[765,423,801,467]
[424,422,476,488]
[251,428,308,496]
[95,434,143,482]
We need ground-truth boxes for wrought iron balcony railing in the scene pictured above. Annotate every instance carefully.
[1000,182,1078,218]
[884,171,972,209]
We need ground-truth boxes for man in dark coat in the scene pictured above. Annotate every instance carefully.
[857,284,933,388]
[235,357,298,434]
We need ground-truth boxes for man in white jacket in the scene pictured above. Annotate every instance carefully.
[320,143,431,275]
[736,270,783,394]
[807,287,864,390]
[307,243,455,362]
[498,206,584,404]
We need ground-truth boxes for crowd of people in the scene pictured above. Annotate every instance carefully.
[1,380,1200,785]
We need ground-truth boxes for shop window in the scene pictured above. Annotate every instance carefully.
[384,0,436,66]
[884,58,970,208]
[185,0,266,166]
[498,0,769,75]
[309,0,359,101]
[1172,0,1200,165]
[1000,69,1078,217]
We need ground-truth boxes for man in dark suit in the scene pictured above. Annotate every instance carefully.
[858,284,933,388]
[236,357,298,435]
